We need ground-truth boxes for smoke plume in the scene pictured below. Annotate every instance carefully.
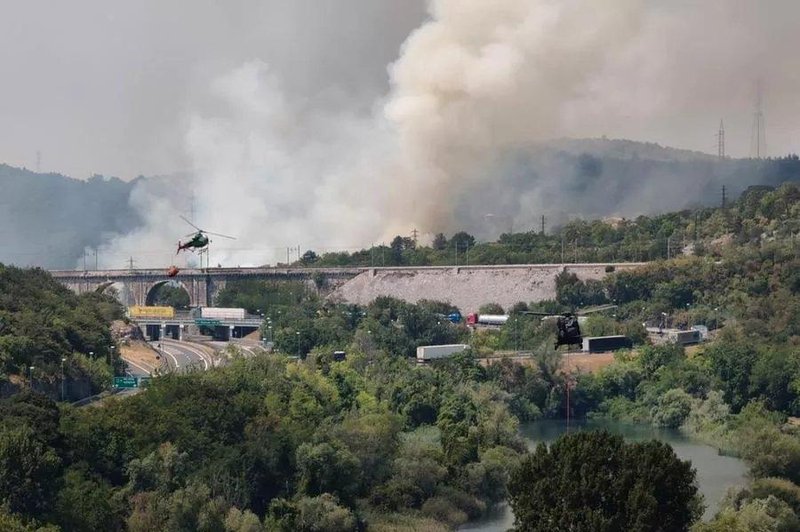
[99,0,800,267]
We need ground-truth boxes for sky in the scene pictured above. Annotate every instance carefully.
[0,0,427,179]
[0,1,798,180]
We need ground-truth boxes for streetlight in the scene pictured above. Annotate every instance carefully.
[268,326,273,342]
[61,357,67,401]
[28,366,34,390]
[109,346,116,375]
[296,331,301,358]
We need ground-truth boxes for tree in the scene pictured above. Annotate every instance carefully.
[508,431,701,532]
[432,233,448,250]
[451,232,476,250]
[479,303,505,315]
[0,425,61,516]
[300,251,319,265]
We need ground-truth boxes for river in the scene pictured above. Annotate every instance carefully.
[460,419,748,531]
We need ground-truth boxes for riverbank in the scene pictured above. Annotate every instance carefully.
[460,419,748,531]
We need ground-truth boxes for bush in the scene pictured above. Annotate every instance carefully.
[651,389,693,428]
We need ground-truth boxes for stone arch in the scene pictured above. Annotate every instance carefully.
[96,281,134,307]
[145,280,195,308]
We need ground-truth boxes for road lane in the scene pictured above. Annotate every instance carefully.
[156,339,217,372]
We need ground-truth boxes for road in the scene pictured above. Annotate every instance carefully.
[153,339,217,373]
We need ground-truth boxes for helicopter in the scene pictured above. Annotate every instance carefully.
[176,216,236,254]
[521,304,618,350]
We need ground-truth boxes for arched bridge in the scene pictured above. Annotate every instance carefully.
[49,263,646,310]
[49,267,363,307]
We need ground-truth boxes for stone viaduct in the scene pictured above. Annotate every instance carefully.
[50,263,645,312]
[49,267,362,308]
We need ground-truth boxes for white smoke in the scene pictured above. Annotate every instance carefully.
[100,0,800,267]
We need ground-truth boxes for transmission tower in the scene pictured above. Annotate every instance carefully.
[717,120,725,160]
[411,228,419,243]
[721,185,727,209]
[750,82,767,159]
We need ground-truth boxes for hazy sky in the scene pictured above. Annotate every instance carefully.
[1,1,799,181]
[0,0,427,179]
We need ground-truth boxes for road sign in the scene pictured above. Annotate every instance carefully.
[113,376,138,388]
[195,318,221,327]
[138,376,151,387]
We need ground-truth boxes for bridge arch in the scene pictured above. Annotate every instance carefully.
[145,280,194,308]
[95,281,134,307]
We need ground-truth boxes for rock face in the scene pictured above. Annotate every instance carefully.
[330,263,643,313]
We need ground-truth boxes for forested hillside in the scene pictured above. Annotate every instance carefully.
[0,264,123,397]
[0,165,141,268]
[303,180,800,267]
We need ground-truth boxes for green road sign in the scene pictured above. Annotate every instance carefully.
[195,318,221,327]
[138,376,151,387]
[114,376,138,388]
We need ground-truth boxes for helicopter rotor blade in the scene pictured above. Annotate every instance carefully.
[179,215,202,232]
[576,304,618,316]
[203,231,236,240]
[183,231,198,238]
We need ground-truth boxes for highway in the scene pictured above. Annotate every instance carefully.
[154,339,217,373]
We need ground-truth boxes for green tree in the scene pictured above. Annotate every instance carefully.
[0,425,61,516]
[508,431,701,532]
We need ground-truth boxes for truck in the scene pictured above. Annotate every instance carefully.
[200,307,246,320]
[466,313,508,326]
[129,305,175,318]
[582,335,633,353]
[416,344,470,362]
[668,329,701,346]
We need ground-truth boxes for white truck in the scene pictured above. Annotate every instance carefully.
[416,344,470,362]
[200,307,246,320]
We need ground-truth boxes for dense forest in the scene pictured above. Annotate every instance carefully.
[0,265,123,399]
[2,180,800,529]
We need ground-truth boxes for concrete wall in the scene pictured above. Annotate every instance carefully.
[330,263,643,313]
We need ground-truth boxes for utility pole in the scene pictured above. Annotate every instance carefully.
[94,248,98,270]
[717,120,725,160]
[541,215,546,235]
[286,247,290,266]
[751,81,766,159]
[561,233,565,263]
[61,357,66,401]
[722,185,727,209]
[127,257,135,271]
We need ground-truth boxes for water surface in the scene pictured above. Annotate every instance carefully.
[460,419,747,531]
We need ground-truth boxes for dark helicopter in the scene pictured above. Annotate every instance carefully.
[176,216,236,254]
[521,304,617,350]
